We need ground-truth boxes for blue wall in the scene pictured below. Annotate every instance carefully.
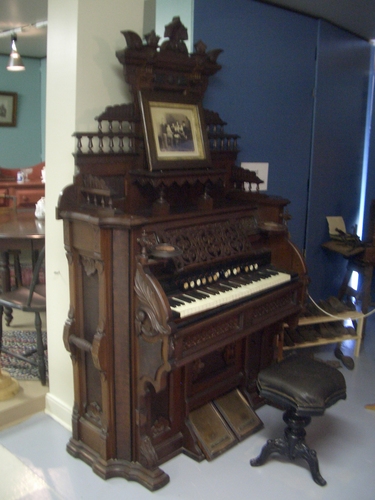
[0,55,46,169]
[194,0,371,300]
[306,22,370,298]
[194,0,317,250]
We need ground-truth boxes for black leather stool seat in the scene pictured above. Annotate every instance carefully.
[256,354,347,416]
[250,354,347,486]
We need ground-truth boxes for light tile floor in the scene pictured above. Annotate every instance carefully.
[0,313,374,499]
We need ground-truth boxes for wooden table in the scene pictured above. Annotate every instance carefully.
[0,210,45,294]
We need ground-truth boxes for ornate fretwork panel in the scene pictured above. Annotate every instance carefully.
[155,216,258,270]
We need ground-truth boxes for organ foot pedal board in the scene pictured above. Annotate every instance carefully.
[188,389,263,460]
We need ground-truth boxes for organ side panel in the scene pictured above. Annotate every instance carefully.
[63,220,117,467]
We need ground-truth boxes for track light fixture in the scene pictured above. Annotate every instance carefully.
[7,35,25,72]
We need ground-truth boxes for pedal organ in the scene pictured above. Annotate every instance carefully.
[57,18,308,491]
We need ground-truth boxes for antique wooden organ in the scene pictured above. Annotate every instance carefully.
[57,18,308,491]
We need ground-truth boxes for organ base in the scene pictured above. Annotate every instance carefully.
[67,438,170,491]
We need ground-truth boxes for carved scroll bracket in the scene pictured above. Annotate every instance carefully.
[66,325,109,377]
[91,328,108,376]
[134,261,174,395]
[63,305,76,355]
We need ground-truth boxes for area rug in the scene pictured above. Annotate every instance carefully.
[0,330,48,381]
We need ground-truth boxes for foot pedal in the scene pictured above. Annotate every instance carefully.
[188,402,236,460]
[188,389,263,460]
[213,389,263,441]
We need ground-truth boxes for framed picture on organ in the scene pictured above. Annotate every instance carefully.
[0,92,17,127]
[139,91,211,171]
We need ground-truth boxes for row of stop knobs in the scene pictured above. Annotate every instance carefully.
[178,262,261,291]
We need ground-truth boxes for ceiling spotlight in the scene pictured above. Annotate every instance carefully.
[7,35,25,71]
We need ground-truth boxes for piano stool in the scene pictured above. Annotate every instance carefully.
[250,354,347,486]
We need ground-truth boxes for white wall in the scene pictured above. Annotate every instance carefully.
[44,0,145,429]
[143,0,156,38]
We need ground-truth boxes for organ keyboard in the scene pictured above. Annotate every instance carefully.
[167,262,293,319]
[59,18,308,492]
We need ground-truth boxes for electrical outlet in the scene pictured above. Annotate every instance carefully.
[241,162,269,191]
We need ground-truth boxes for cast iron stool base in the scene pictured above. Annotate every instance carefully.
[250,408,327,486]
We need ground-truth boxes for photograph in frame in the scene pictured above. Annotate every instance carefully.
[0,92,17,127]
[140,92,211,171]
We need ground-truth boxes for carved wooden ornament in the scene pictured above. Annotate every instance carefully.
[134,262,173,394]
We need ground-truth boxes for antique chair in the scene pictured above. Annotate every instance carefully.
[0,194,22,289]
[0,247,47,385]
[250,354,346,486]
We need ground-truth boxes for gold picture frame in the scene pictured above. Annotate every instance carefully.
[0,92,17,127]
[139,91,211,171]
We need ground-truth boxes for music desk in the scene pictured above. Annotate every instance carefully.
[0,210,45,294]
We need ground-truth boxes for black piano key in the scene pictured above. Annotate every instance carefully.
[169,295,192,305]
[205,284,222,293]
[208,283,232,293]
[203,286,221,295]
[200,288,218,296]
[226,280,242,288]
[169,298,185,307]
[228,276,248,285]
[257,270,273,277]
[184,290,210,299]
[265,269,279,275]
[243,274,261,283]
[218,283,235,290]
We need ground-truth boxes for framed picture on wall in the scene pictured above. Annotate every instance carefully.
[0,92,18,127]
[139,91,211,171]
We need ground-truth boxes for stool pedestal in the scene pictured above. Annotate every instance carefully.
[251,408,326,486]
